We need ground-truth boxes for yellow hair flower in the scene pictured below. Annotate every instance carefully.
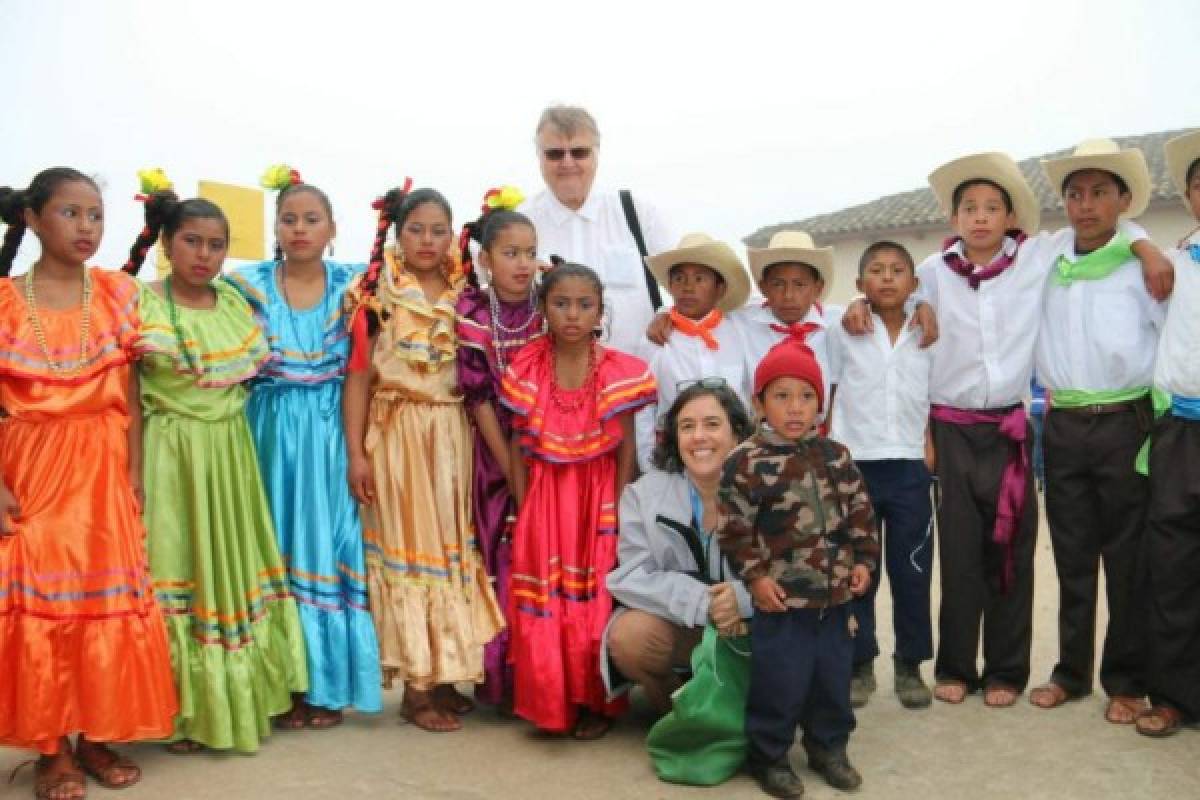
[484,185,525,212]
[260,164,300,191]
[137,168,173,195]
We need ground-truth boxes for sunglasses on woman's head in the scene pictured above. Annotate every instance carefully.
[676,376,730,392]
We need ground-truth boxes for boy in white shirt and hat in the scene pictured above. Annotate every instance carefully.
[1134,130,1200,738]
[1030,139,1167,725]
[634,233,754,472]
[843,150,1171,709]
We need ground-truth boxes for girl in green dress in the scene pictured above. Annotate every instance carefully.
[122,175,309,753]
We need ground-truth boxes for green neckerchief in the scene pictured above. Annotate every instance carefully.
[1050,386,1170,474]
[1052,231,1133,286]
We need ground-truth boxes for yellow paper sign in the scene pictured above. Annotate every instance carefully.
[198,180,265,261]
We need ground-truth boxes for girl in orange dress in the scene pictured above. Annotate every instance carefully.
[0,168,177,799]
[501,261,656,738]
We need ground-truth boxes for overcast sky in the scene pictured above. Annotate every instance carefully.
[2,0,1197,273]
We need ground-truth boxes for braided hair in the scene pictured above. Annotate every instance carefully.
[460,208,535,290]
[0,167,100,277]
[361,183,452,335]
[123,193,229,276]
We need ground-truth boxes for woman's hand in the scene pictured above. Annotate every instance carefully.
[708,582,742,632]
[348,454,377,506]
[749,575,788,613]
[0,482,20,536]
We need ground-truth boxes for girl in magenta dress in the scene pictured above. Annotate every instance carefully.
[455,191,544,707]
[500,261,656,738]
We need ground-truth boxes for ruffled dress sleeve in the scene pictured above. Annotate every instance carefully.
[595,347,657,421]
[135,278,271,387]
[456,287,496,410]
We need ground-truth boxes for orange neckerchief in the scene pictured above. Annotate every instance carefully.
[669,308,723,350]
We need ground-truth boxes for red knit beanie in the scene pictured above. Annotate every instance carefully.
[753,340,825,410]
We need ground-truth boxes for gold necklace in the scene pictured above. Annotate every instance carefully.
[24,260,93,376]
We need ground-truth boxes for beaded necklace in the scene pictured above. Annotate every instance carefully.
[164,275,203,374]
[277,259,326,368]
[487,285,541,372]
[549,341,598,414]
[23,260,92,376]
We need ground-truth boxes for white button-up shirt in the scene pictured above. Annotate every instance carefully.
[521,186,676,357]
[1035,230,1164,392]
[828,312,932,461]
[635,315,749,472]
[729,303,836,410]
[916,233,1062,409]
[1155,235,1200,398]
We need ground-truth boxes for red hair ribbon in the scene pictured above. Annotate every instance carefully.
[288,169,303,186]
[481,188,500,213]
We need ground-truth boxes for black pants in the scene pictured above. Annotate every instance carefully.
[1146,414,1200,720]
[931,418,1037,691]
[1043,406,1148,698]
[851,459,934,666]
[745,605,855,766]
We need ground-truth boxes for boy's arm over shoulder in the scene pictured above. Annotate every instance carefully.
[829,440,880,572]
[717,442,771,582]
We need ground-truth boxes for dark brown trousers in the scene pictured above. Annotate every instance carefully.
[1043,405,1149,698]
[931,418,1037,691]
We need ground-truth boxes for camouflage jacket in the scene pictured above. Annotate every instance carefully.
[717,430,879,608]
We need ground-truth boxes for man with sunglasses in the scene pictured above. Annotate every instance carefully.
[521,104,677,356]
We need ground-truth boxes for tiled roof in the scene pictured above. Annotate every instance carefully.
[745,128,1198,246]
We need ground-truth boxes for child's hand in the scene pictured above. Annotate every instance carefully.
[749,576,788,613]
[1140,248,1175,302]
[347,455,377,506]
[645,311,673,346]
[910,301,939,348]
[0,482,20,537]
[127,468,145,516]
[849,565,871,596]
[840,299,874,336]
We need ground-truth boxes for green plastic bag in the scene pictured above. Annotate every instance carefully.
[646,624,752,786]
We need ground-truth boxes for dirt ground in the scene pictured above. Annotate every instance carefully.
[4,504,1197,800]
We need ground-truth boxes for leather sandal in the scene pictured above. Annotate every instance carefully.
[75,743,140,790]
[1135,705,1185,738]
[30,756,86,800]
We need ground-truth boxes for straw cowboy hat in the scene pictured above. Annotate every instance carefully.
[928,152,1041,233]
[1042,138,1152,218]
[746,231,834,298]
[1164,130,1200,203]
[645,232,752,312]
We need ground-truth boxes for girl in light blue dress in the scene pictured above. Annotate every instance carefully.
[228,166,382,728]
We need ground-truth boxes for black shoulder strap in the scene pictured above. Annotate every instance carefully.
[619,189,664,310]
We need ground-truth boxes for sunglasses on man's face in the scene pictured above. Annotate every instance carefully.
[542,147,594,162]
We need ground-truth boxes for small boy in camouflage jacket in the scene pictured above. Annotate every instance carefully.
[718,339,878,798]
